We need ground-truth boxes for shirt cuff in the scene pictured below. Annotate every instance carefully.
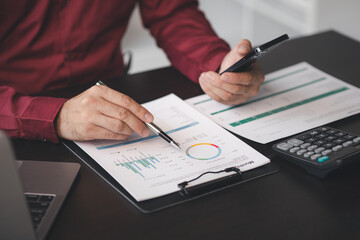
[21,96,67,143]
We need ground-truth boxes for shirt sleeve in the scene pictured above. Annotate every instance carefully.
[139,0,231,83]
[0,86,67,143]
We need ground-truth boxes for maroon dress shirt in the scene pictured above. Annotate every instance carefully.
[0,0,230,142]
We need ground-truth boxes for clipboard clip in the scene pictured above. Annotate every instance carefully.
[178,167,242,196]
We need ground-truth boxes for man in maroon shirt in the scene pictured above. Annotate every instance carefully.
[0,0,264,143]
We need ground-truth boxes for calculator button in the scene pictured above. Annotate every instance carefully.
[321,150,332,155]
[276,143,293,151]
[332,145,343,151]
[311,154,322,160]
[300,143,311,148]
[343,135,356,140]
[353,137,360,143]
[287,139,304,146]
[335,132,347,137]
[323,142,336,148]
[305,137,318,143]
[342,141,353,147]
[314,140,327,146]
[314,147,325,153]
[315,133,328,138]
[324,136,337,141]
[333,138,346,144]
[304,152,315,158]
[296,149,307,156]
[317,156,329,163]
[307,145,318,151]
[289,147,300,153]
[297,134,311,140]
[326,129,338,134]
[309,130,320,136]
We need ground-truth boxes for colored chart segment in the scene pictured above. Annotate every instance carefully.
[185,143,222,160]
[96,122,199,150]
[114,156,160,178]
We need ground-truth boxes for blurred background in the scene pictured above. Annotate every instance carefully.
[122,0,360,74]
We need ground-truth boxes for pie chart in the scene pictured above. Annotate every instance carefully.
[185,143,222,160]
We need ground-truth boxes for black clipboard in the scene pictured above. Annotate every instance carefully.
[62,139,279,213]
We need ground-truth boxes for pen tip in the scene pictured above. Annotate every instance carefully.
[171,142,181,149]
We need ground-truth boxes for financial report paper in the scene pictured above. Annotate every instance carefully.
[75,94,270,201]
[186,62,360,144]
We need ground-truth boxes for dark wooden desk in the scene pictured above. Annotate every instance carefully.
[12,31,360,240]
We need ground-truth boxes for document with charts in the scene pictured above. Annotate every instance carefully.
[186,62,360,144]
[75,94,270,201]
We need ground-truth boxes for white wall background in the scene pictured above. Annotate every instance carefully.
[122,0,360,74]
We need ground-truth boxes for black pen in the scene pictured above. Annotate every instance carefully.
[95,81,181,149]
[144,122,180,149]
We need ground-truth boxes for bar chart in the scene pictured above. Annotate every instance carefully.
[114,155,160,178]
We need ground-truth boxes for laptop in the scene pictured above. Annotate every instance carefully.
[0,131,80,240]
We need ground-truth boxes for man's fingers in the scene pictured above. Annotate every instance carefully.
[56,86,153,141]
[200,72,258,96]
[200,39,265,106]
[82,124,130,141]
[90,96,150,137]
[90,85,152,137]
[236,39,252,56]
[94,85,154,123]
[220,63,264,85]
[219,72,253,86]
[91,114,134,136]
[199,78,249,105]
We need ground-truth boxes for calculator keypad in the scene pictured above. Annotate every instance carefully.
[274,127,360,165]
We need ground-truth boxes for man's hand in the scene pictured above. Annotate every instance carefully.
[55,85,153,141]
[199,39,264,105]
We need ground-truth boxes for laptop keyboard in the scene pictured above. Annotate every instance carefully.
[25,193,55,229]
